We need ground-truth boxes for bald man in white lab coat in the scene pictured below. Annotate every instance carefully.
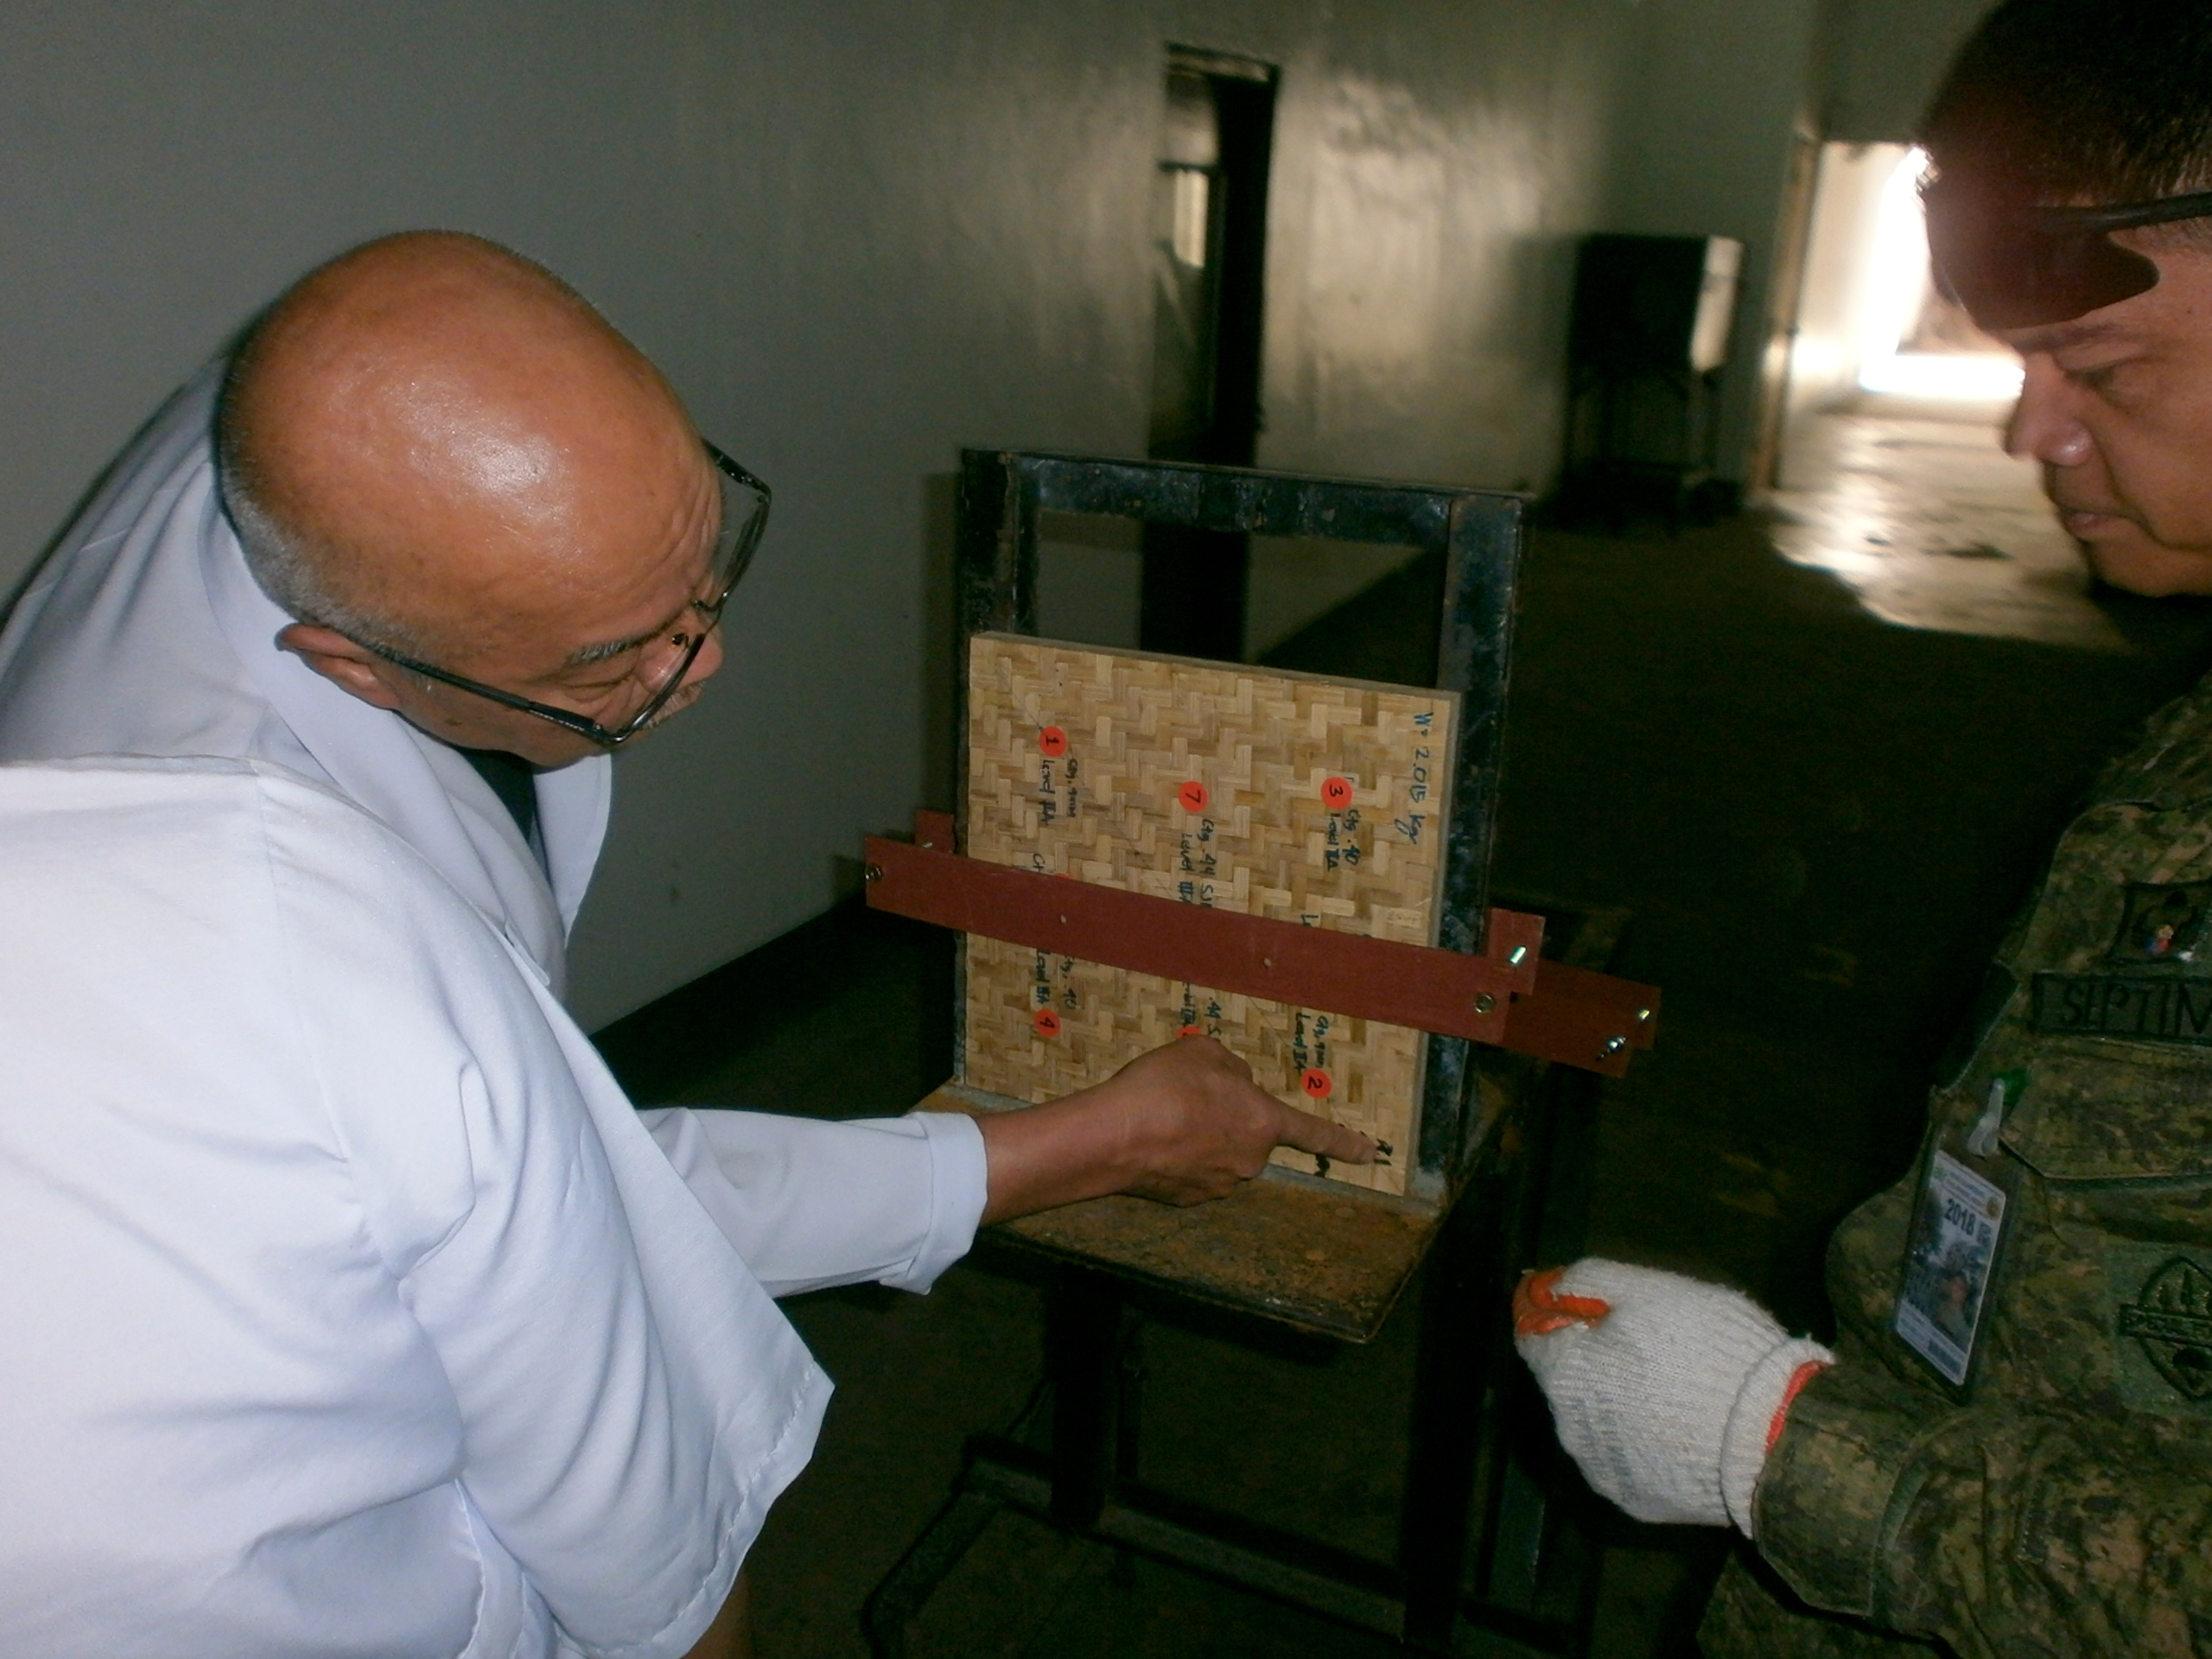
[0,232,1370,1656]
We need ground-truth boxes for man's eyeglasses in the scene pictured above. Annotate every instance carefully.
[346,443,770,748]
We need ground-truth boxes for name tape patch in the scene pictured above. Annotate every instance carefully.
[2031,970,2212,1046]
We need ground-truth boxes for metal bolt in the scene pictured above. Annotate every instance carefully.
[1598,1035,1627,1059]
[1474,993,1497,1015]
[1508,944,1529,966]
[863,863,884,884]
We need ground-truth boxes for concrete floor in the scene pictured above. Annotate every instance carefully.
[593,397,2212,1657]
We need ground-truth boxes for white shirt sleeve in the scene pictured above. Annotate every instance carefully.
[638,1106,988,1298]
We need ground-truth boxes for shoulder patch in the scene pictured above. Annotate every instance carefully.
[2108,880,2212,965]
[2119,1256,2212,1401]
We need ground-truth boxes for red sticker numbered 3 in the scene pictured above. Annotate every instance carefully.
[1320,776,1354,810]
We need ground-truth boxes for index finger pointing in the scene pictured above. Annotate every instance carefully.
[1274,1103,1376,1165]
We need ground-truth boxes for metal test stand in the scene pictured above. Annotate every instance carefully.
[860,450,1657,1654]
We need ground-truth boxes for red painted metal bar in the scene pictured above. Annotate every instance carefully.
[875,813,1656,1075]
[1510,959,1658,1076]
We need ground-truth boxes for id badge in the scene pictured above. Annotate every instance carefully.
[1893,1071,2019,1391]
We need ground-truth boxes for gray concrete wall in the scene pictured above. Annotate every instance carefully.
[0,2,1637,1027]
[1821,0,1989,144]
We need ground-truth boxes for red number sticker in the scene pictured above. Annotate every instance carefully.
[1321,775,1353,810]
[1177,780,1210,812]
[1039,726,1068,757]
[1178,1023,1201,1037]
[1033,1008,1062,1038]
[1300,1068,1332,1099]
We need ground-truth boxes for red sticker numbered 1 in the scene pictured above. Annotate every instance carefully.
[1177,780,1210,812]
[1039,726,1068,758]
[1300,1068,1332,1099]
[1321,775,1354,810]
[1033,1008,1062,1038]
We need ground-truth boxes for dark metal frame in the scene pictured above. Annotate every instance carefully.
[950,448,1524,1202]
[865,451,1605,1656]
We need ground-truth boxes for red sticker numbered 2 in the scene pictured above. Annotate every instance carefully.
[1300,1068,1332,1099]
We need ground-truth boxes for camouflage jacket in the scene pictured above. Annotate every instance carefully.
[1753,674,2212,1659]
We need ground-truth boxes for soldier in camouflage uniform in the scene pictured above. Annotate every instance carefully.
[1700,680,2212,1656]
[1517,5,2212,1655]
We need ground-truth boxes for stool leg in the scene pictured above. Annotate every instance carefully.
[1046,1266,1126,1532]
[1400,1142,1520,1650]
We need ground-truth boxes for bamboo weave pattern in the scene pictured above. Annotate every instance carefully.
[961,633,1458,1194]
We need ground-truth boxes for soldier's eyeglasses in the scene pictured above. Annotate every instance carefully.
[1926,179,2212,330]
[346,443,770,748]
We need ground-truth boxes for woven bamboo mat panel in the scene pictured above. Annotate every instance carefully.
[962,633,1459,1196]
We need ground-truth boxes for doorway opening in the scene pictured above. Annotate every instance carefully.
[1786,142,2020,422]
[1138,47,1277,662]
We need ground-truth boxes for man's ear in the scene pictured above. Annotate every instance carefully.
[276,623,406,711]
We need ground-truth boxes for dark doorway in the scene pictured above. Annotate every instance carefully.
[1138,47,1277,661]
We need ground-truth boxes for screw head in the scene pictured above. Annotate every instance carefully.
[863,863,884,884]
[1599,1035,1628,1058]
[1474,993,1497,1015]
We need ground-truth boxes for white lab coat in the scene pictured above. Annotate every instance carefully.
[0,758,839,1657]
[0,367,988,1300]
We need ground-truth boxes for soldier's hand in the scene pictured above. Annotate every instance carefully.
[1513,1259,1833,1534]
[976,1035,1373,1222]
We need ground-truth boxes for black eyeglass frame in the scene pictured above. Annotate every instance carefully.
[1926,180,2212,331]
[345,443,770,748]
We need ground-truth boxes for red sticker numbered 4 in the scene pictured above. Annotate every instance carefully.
[1039,726,1069,757]
[1177,780,1210,812]
[1300,1068,1332,1099]
[1321,776,1354,810]
[1033,1008,1062,1038]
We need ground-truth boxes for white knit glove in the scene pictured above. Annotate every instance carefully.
[1513,1258,1832,1534]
